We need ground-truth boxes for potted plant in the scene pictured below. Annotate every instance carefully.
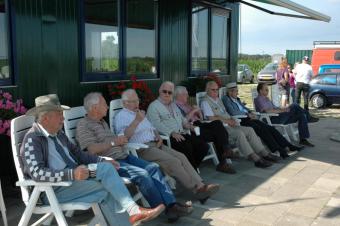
[107,75,155,111]
[0,90,27,186]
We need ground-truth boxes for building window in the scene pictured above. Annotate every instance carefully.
[191,4,230,76]
[0,0,11,86]
[81,0,157,82]
[126,0,156,76]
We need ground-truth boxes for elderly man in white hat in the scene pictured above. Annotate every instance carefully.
[21,94,165,226]
[222,82,303,158]
[200,81,274,168]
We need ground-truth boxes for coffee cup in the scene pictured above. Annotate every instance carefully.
[194,126,200,136]
[88,163,97,178]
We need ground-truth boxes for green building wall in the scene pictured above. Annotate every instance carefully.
[4,0,239,107]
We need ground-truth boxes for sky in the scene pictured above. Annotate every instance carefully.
[240,0,340,55]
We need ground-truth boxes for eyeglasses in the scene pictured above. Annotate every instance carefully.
[162,90,173,95]
[210,88,218,92]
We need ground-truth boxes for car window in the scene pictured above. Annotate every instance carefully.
[263,63,277,71]
[324,68,340,73]
[238,65,244,71]
[319,74,337,85]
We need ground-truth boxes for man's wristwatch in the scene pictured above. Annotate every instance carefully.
[110,141,115,147]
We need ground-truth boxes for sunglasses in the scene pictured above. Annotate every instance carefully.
[162,90,173,95]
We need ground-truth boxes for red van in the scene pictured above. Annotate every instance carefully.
[311,41,340,75]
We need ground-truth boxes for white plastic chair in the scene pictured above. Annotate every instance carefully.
[251,88,299,142]
[0,179,8,226]
[63,106,149,205]
[10,115,107,226]
[218,87,227,100]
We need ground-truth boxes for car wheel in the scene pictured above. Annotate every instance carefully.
[311,94,327,108]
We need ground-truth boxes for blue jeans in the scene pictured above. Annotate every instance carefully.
[50,162,134,226]
[118,154,175,207]
[270,103,310,139]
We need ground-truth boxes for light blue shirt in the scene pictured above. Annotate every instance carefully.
[37,123,76,170]
[114,108,156,144]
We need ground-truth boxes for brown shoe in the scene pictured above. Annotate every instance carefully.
[165,202,193,222]
[129,204,165,226]
[216,163,236,174]
[195,183,220,201]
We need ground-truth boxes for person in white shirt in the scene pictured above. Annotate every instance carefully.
[114,89,219,204]
[294,56,314,111]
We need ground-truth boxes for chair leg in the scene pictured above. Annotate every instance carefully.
[18,187,42,226]
[0,181,8,226]
[89,203,107,226]
[44,187,68,226]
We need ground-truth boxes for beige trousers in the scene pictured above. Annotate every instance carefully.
[137,142,204,191]
[225,126,268,157]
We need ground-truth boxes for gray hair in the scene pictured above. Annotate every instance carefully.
[159,81,175,92]
[205,81,217,91]
[83,92,103,112]
[174,86,188,98]
[121,89,138,101]
[36,111,49,123]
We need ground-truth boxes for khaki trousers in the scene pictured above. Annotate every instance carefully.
[137,142,204,191]
[225,126,268,157]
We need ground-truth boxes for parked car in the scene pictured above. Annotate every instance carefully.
[237,64,254,83]
[318,64,340,74]
[309,73,340,108]
[257,62,278,83]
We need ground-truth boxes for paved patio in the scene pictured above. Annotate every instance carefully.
[2,117,340,226]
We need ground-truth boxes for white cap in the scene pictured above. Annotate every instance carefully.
[226,82,237,89]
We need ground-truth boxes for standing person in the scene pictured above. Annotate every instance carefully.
[174,86,236,174]
[289,62,299,103]
[114,89,220,204]
[21,94,165,226]
[76,92,193,222]
[276,58,290,107]
[147,81,210,170]
[295,56,313,111]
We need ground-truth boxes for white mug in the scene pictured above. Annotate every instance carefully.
[88,163,97,178]
[194,126,200,136]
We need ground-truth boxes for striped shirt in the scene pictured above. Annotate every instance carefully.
[76,117,128,160]
[114,108,156,144]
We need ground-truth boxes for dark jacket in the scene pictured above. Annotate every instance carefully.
[20,123,103,182]
[222,95,250,116]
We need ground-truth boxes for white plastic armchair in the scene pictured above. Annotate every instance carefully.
[11,115,107,226]
[218,87,227,100]
[0,179,7,226]
[251,88,299,142]
[63,106,149,206]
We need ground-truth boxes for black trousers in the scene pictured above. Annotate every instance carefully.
[170,133,209,169]
[240,118,291,153]
[295,82,310,111]
[194,120,229,163]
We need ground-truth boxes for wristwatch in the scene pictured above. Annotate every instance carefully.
[110,141,115,147]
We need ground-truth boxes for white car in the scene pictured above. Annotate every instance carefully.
[257,62,278,84]
[237,64,254,83]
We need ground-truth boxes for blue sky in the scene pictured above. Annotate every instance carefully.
[240,0,340,55]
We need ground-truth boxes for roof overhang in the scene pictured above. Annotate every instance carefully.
[239,0,331,22]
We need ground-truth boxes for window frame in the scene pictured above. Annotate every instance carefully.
[79,0,159,83]
[189,1,231,77]
[0,0,16,87]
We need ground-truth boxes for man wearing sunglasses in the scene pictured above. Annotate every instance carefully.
[147,81,210,170]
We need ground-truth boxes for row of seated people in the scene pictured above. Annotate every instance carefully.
[19,80,316,226]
